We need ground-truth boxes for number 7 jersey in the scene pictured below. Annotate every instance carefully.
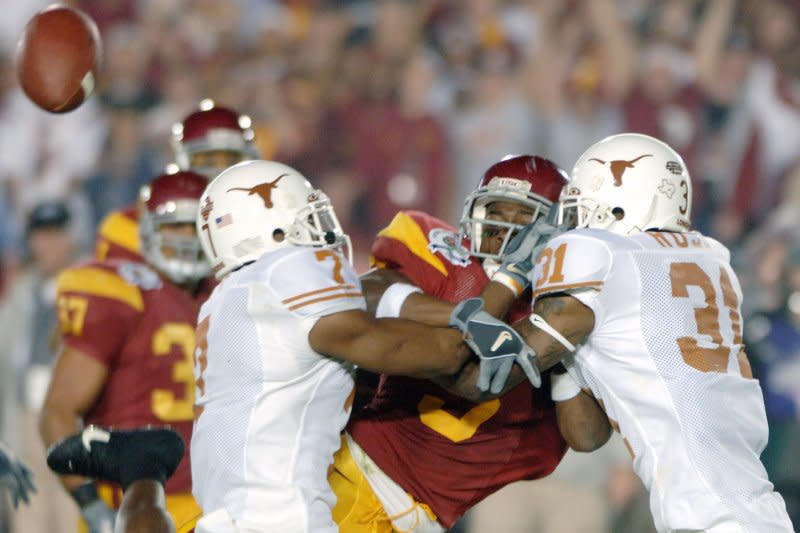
[532,228,793,533]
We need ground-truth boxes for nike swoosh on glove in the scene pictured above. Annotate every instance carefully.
[450,298,541,393]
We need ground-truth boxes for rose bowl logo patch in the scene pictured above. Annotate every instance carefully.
[428,228,470,267]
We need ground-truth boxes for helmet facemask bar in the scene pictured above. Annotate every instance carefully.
[140,200,211,284]
[558,192,608,230]
[289,192,353,265]
[459,188,550,261]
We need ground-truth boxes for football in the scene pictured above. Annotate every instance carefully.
[15,5,102,113]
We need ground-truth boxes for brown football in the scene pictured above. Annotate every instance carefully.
[15,5,102,113]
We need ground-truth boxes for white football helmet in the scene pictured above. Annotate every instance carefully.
[196,160,351,279]
[559,133,692,235]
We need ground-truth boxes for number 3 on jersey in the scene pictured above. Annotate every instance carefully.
[669,262,743,374]
[151,323,196,421]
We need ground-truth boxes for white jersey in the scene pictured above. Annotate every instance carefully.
[531,228,793,533]
[191,246,364,533]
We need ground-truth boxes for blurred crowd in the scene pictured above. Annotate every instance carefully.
[0,0,798,532]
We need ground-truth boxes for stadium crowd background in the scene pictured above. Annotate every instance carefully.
[0,0,798,532]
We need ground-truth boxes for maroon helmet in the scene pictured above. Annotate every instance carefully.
[139,171,211,283]
[459,154,568,262]
[171,99,259,178]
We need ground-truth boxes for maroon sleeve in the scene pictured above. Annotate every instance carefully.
[57,286,140,367]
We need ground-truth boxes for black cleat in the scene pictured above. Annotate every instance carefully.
[46,426,185,488]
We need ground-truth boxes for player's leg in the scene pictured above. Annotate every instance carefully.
[115,480,173,533]
[46,427,185,533]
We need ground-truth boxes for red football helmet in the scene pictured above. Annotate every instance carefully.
[139,171,211,284]
[459,154,568,262]
[171,99,260,179]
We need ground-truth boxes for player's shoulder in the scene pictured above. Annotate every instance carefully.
[533,229,618,297]
[385,210,457,235]
[246,246,364,316]
[629,230,731,261]
[554,228,639,250]
[697,233,731,263]
[233,246,359,290]
[57,259,163,312]
[372,210,472,274]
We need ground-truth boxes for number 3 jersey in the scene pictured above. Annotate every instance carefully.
[191,246,364,533]
[532,228,793,533]
[348,210,567,529]
[56,259,212,494]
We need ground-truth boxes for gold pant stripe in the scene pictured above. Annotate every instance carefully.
[330,435,438,533]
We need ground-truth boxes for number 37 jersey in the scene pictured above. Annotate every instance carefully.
[532,228,793,533]
[56,259,210,495]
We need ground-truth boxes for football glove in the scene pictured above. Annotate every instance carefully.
[72,483,115,533]
[0,441,35,508]
[492,219,563,297]
[449,298,541,393]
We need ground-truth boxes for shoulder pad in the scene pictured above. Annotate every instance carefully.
[371,210,469,276]
[57,261,148,311]
[253,247,365,317]
[96,208,140,258]
[532,230,611,298]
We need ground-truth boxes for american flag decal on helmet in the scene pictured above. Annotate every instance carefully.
[215,213,233,228]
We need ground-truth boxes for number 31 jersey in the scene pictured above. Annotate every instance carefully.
[191,246,364,533]
[532,228,793,533]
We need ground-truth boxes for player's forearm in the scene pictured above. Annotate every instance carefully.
[361,320,469,378]
[555,391,612,452]
[397,292,454,327]
[525,295,595,372]
[479,281,517,319]
[39,403,90,492]
[310,310,469,377]
[361,268,455,327]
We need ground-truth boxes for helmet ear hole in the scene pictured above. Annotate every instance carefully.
[612,207,625,220]
[272,229,285,242]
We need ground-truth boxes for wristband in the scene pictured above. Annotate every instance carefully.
[551,371,581,402]
[375,282,421,318]
[71,482,99,508]
[491,271,525,298]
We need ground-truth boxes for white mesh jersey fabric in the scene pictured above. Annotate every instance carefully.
[191,246,363,533]
[534,228,793,533]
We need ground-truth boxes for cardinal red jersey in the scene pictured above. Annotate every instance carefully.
[56,259,213,494]
[94,204,144,262]
[348,210,567,528]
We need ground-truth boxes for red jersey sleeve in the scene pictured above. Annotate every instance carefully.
[370,210,473,295]
[56,262,142,367]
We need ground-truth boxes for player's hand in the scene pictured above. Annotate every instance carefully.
[492,219,562,297]
[81,499,116,533]
[0,441,35,508]
[449,298,541,393]
[72,483,115,533]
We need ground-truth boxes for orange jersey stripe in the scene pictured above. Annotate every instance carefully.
[287,291,364,311]
[533,280,603,298]
[282,284,356,304]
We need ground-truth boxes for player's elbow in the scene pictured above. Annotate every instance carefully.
[556,396,613,452]
[561,416,612,452]
[565,425,612,452]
